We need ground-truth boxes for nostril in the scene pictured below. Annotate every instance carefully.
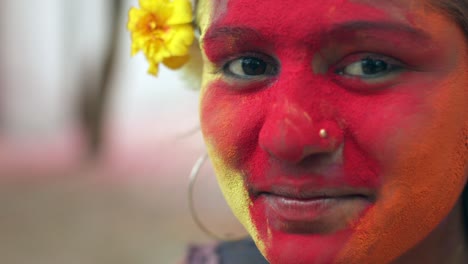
[297,152,334,170]
[259,125,342,165]
[297,145,344,170]
[258,102,344,165]
[261,142,305,164]
[259,117,344,165]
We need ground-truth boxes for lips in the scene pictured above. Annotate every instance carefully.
[252,185,375,234]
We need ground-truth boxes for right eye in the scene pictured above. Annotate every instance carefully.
[224,56,277,79]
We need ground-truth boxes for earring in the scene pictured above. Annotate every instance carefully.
[188,153,245,241]
[319,129,328,139]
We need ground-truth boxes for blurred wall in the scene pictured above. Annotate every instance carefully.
[0,1,246,263]
[0,0,113,175]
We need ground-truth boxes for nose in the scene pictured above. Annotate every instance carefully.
[259,103,343,164]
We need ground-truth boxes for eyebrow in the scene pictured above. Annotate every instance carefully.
[202,26,264,43]
[202,20,432,44]
[327,20,432,41]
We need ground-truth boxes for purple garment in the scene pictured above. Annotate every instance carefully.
[183,238,269,264]
[184,243,219,264]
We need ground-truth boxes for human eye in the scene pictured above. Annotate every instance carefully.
[335,54,405,80]
[223,55,278,80]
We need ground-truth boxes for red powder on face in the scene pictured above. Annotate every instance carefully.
[200,0,468,263]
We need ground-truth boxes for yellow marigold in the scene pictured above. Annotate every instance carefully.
[128,0,195,76]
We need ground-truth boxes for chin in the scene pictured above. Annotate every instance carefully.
[264,232,356,264]
[248,196,374,264]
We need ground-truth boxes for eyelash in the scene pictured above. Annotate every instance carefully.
[217,52,407,88]
[333,53,405,79]
[220,53,279,80]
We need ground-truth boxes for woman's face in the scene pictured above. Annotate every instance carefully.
[198,0,468,263]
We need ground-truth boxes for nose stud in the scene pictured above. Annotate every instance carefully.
[319,129,328,139]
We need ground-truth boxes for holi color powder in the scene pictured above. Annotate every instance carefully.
[198,0,468,263]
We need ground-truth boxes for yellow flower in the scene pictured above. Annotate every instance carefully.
[128,0,195,76]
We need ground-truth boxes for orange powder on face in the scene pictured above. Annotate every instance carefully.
[337,50,468,264]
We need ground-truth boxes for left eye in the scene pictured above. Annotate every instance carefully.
[337,57,403,79]
[223,56,277,79]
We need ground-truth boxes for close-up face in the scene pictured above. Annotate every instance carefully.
[198,0,468,263]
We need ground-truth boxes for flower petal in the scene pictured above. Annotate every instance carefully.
[144,41,170,62]
[163,54,190,69]
[128,0,194,76]
[166,0,193,25]
[148,60,160,76]
[164,24,194,56]
[140,0,174,23]
[127,8,148,31]
[139,0,165,12]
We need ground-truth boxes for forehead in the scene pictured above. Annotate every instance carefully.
[209,0,423,11]
[198,0,428,33]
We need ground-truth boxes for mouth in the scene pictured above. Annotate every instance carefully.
[255,188,375,234]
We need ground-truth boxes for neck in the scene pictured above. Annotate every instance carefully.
[394,200,468,264]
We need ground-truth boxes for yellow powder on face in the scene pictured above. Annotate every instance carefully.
[204,141,265,252]
[195,0,214,36]
[196,0,265,252]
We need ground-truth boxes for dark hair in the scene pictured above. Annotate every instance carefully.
[430,0,468,38]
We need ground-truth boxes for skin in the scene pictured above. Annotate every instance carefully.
[197,0,468,263]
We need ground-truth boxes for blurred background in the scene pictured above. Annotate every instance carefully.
[0,1,246,263]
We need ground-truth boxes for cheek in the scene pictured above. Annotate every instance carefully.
[342,87,427,169]
[337,74,468,263]
[200,79,269,245]
[200,80,268,167]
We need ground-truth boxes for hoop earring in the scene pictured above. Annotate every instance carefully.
[188,153,246,241]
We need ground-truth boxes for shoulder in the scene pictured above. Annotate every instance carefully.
[182,237,269,264]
